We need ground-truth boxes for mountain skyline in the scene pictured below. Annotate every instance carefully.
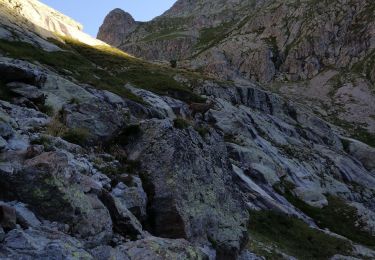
[40,0,176,36]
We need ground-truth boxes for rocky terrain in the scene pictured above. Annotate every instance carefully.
[98,0,375,147]
[0,0,374,259]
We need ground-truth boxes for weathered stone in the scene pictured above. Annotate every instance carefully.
[0,136,7,150]
[111,176,148,221]
[62,101,128,143]
[0,151,113,246]
[118,236,208,260]
[6,82,46,103]
[126,119,248,258]
[9,202,41,228]
[25,144,44,159]
[0,203,16,231]
[0,226,4,242]
[0,121,14,139]
[0,226,93,259]
[90,245,130,260]
[100,191,144,241]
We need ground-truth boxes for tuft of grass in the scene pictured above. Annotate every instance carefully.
[30,135,51,147]
[330,117,375,148]
[61,128,90,146]
[248,210,353,260]
[196,21,236,50]
[38,104,54,116]
[173,118,190,129]
[195,125,209,137]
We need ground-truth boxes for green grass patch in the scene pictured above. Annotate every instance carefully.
[173,118,190,129]
[0,38,205,104]
[248,210,353,260]
[330,117,375,148]
[279,186,375,248]
[62,128,90,146]
[195,21,236,51]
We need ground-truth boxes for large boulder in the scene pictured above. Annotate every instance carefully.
[0,225,93,259]
[62,101,129,143]
[126,119,248,258]
[0,151,113,247]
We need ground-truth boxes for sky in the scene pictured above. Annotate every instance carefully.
[40,0,176,37]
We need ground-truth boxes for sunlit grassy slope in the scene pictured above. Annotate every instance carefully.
[0,37,206,104]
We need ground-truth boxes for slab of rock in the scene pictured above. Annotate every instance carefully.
[0,226,93,259]
[118,236,208,260]
[62,101,128,143]
[6,82,46,103]
[100,191,145,241]
[9,202,41,228]
[111,176,148,221]
[126,119,248,258]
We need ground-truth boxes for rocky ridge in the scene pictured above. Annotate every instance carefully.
[98,0,375,144]
[0,0,374,259]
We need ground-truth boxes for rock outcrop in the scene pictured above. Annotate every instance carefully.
[0,0,106,46]
[97,9,138,47]
[0,0,375,259]
[98,0,375,139]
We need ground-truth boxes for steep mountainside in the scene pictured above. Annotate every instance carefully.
[98,0,375,146]
[0,0,375,259]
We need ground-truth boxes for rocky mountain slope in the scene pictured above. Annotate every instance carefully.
[98,0,375,147]
[0,0,374,259]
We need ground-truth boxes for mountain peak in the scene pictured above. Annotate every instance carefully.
[97,8,137,46]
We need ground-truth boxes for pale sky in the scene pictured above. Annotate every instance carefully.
[40,1,176,37]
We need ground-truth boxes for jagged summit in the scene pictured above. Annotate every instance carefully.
[97,8,138,46]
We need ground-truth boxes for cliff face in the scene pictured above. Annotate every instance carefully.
[1,1,375,259]
[97,9,138,47]
[98,0,375,142]
[1,0,106,46]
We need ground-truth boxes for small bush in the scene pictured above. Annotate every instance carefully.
[195,126,209,137]
[173,118,190,129]
[39,104,54,116]
[170,60,177,68]
[62,128,90,146]
[46,117,66,137]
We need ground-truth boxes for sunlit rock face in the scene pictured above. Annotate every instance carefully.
[0,0,106,46]
[97,9,138,47]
